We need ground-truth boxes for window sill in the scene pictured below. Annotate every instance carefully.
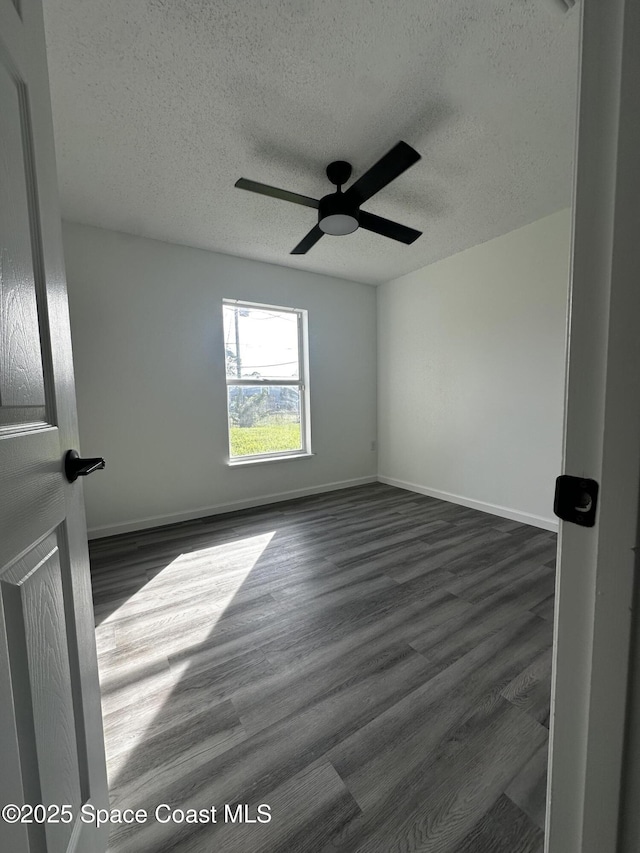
[227,452,315,467]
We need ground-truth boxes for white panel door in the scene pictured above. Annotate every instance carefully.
[0,1,109,851]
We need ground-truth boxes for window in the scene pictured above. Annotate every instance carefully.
[223,299,311,462]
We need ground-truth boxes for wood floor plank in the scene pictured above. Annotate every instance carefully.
[325,697,547,853]
[505,741,549,831]
[109,699,246,793]
[181,759,361,853]
[103,650,265,761]
[263,587,471,676]
[455,794,544,853]
[328,615,551,813]
[530,592,556,622]
[408,593,549,668]
[442,555,550,602]
[441,531,556,579]
[501,647,553,727]
[234,639,437,737]
[106,644,435,837]
[118,758,361,853]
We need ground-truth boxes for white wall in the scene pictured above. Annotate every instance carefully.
[63,223,377,536]
[377,209,570,530]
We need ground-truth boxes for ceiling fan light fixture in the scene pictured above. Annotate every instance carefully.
[319,213,359,235]
[317,191,359,236]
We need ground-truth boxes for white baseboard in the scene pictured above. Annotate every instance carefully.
[88,474,558,539]
[377,475,559,532]
[87,476,378,539]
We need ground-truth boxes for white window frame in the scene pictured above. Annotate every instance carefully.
[223,298,312,465]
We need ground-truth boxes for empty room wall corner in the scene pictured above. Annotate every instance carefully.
[375,209,571,532]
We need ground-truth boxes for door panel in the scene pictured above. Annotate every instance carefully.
[0,430,64,567]
[0,0,108,851]
[2,533,83,853]
[0,53,46,424]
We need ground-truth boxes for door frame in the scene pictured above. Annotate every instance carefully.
[546,0,640,851]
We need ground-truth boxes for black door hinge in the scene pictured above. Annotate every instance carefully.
[554,475,599,527]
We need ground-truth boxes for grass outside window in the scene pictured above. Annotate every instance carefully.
[229,422,302,457]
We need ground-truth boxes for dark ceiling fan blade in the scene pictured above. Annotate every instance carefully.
[235,178,320,209]
[344,141,421,205]
[359,210,422,244]
[291,225,324,254]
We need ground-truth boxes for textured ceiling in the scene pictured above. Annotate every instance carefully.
[43,0,580,285]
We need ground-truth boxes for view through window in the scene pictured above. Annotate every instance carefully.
[223,300,310,460]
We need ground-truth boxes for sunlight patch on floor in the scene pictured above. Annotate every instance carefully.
[96,531,275,779]
[99,531,276,626]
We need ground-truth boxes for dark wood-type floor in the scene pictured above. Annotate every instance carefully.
[90,483,557,853]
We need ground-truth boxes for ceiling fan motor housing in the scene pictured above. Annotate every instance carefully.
[318,192,360,235]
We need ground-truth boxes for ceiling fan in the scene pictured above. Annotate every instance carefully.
[235,141,422,255]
